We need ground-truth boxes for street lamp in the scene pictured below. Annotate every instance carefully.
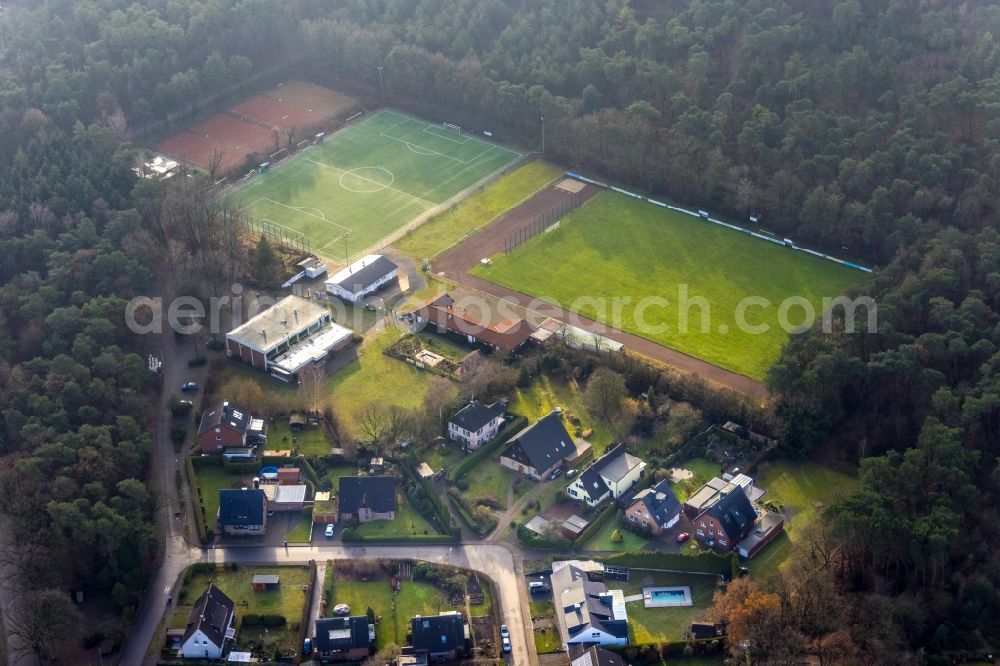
[377,66,384,106]
[540,115,545,155]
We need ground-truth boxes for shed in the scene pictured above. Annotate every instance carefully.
[277,467,301,485]
[252,574,280,590]
[560,514,590,541]
[416,462,435,479]
[289,413,307,431]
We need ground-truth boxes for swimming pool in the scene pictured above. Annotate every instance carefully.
[643,586,693,608]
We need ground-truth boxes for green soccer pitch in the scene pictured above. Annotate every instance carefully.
[472,190,867,380]
[226,110,523,260]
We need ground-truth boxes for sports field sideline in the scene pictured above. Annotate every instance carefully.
[225,110,523,260]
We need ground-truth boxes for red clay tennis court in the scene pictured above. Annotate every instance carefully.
[157,113,276,172]
[229,95,324,129]
[263,80,356,118]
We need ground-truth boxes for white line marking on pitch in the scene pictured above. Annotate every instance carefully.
[303,157,438,207]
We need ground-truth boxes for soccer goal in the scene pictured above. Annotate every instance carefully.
[442,122,462,135]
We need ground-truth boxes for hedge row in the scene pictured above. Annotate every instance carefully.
[603,551,731,576]
[340,531,457,544]
[185,456,209,544]
[571,502,617,547]
[449,496,492,537]
[447,415,528,483]
[241,614,287,628]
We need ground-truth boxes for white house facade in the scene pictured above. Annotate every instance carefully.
[325,255,398,303]
[566,445,646,507]
[448,401,505,450]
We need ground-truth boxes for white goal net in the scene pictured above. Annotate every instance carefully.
[443,122,461,135]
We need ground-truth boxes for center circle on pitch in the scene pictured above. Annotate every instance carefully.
[339,167,394,193]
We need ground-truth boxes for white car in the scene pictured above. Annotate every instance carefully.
[324,524,335,538]
[502,636,511,653]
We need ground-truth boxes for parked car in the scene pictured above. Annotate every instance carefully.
[502,637,511,653]
[548,468,563,480]
[676,532,690,544]
[325,524,335,538]
[565,468,578,478]
[333,603,351,616]
[302,637,312,655]
[528,581,550,594]
[180,381,198,392]
[500,625,509,638]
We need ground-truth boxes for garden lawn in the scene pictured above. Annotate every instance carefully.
[529,600,553,618]
[329,579,448,650]
[615,571,718,643]
[534,628,561,654]
[473,191,866,379]
[268,419,330,457]
[181,565,311,654]
[578,515,651,552]
[285,511,314,543]
[749,461,856,576]
[463,459,514,510]
[510,374,615,454]
[193,465,242,529]
[350,490,442,538]
[470,584,492,617]
[396,160,562,259]
[672,457,722,502]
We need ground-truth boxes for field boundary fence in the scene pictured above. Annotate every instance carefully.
[565,171,873,273]
[504,189,584,254]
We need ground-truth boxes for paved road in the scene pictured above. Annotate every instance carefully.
[121,543,537,666]
[432,182,767,400]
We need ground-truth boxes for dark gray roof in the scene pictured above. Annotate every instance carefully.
[449,400,505,433]
[704,485,757,541]
[410,613,465,652]
[199,400,251,436]
[502,411,573,472]
[315,616,371,652]
[569,644,625,666]
[183,583,235,647]
[218,489,265,526]
[338,476,397,514]
[576,445,644,501]
[631,480,681,525]
[329,255,397,293]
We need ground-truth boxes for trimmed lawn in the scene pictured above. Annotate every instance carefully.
[181,565,311,654]
[267,419,330,457]
[534,628,561,654]
[615,571,718,643]
[285,511,314,543]
[672,457,722,502]
[409,331,474,362]
[578,515,651,552]
[350,491,443,538]
[396,160,563,259]
[749,461,856,577]
[464,459,514,509]
[192,465,242,528]
[418,441,464,475]
[470,583,492,618]
[329,579,448,650]
[510,374,616,454]
[473,191,865,379]
[529,600,553,618]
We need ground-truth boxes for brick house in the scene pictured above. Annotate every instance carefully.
[623,480,682,535]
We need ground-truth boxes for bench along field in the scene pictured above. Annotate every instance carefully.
[225,110,523,261]
[472,189,866,380]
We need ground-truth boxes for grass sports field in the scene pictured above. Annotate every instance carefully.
[473,191,865,379]
[226,110,522,260]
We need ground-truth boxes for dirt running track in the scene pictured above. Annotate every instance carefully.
[432,182,769,400]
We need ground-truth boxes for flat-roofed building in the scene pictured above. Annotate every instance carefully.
[226,295,352,382]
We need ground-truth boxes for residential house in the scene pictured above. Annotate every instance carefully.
[569,644,625,666]
[325,254,398,303]
[499,411,577,480]
[338,476,397,523]
[218,488,267,536]
[197,400,264,455]
[623,480,682,536]
[550,560,629,649]
[409,611,469,661]
[692,485,758,551]
[683,473,762,519]
[180,583,235,659]
[411,293,535,353]
[314,616,375,661]
[448,400,506,450]
[565,445,646,507]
